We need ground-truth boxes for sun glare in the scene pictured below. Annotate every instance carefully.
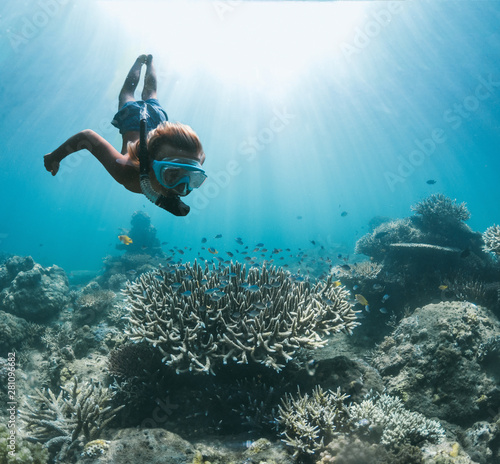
[98,0,366,89]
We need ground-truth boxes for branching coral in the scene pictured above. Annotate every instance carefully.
[21,377,124,462]
[483,224,500,256]
[411,194,470,224]
[123,261,358,374]
[275,387,445,457]
[348,392,445,447]
[276,386,351,456]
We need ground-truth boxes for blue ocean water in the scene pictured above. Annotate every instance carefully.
[0,0,499,273]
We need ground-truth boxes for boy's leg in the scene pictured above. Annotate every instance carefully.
[118,54,148,110]
[142,54,158,101]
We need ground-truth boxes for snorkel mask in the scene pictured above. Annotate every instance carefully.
[152,158,207,196]
[138,118,205,216]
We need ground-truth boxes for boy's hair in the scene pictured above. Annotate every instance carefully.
[128,121,204,166]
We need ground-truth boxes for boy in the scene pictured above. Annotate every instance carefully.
[44,54,206,216]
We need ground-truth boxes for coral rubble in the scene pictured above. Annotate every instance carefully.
[123,261,358,374]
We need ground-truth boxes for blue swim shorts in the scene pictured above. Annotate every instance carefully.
[111,99,168,134]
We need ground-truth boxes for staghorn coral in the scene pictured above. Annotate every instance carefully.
[123,261,358,374]
[411,194,470,225]
[21,377,124,462]
[276,386,351,457]
[483,225,500,256]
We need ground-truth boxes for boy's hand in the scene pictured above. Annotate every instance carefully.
[44,153,60,176]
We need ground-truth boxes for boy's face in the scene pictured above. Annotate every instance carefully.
[152,143,206,197]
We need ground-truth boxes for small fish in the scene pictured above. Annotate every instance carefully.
[226,251,234,257]
[180,291,192,297]
[355,294,369,306]
[333,280,341,287]
[337,254,343,259]
[247,285,260,293]
[208,247,218,254]
[215,234,222,239]
[252,302,267,310]
[372,284,384,291]
[381,294,390,302]
[341,211,348,217]
[118,235,133,245]
[201,237,207,243]
[365,305,370,313]
[353,285,359,291]
[379,307,388,314]
[439,285,448,290]
[247,309,259,317]
[256,243,264,247]
[310,240,316,246]
[426,179,437,184]
[340,264,351,271]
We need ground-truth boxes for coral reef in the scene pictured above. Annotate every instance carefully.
[355,196,488,270]
[483,225,500,257]
[0,424,49,464]
[411,194,471,225]
[123,261,358,374]
[372,301,500,426]
[276,386,351,456]
[0,256,69,322]
[349,392,445,446]
[21,377,124,462]
[116,211,163,256]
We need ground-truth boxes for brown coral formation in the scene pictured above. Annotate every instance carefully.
[123,261,358,374]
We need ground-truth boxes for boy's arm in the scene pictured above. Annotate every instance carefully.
[44,130,140,191]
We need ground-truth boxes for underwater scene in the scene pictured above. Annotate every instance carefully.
[1,1,500,463]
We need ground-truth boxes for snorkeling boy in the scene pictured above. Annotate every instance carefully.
[44,54,206,216]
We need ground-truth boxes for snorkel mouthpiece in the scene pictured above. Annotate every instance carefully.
[138,118,190,216]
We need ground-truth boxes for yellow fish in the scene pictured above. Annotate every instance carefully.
[118,235,133,245]
[333,280,342,287]
[208,247,218,254]
[439,285,448,290]
[355,294,369,306]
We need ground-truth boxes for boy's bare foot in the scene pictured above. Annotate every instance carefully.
[44,153,60,176]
